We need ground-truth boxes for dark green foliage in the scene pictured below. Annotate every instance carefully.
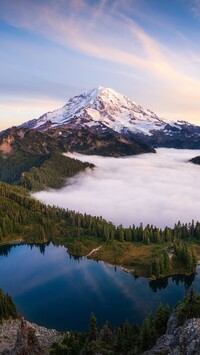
[50,333,87,355]
[20,153,94,191]
[89,313,98,341]
[151,251,171,277]
[139,313,157,352]
[0,127,62,184]
[154,303,170,337]
[173,241,196,273]
[54,127,156,157]
[50,303,170,354]
[0,182,108,244]
[0,127,93,190]
[114,320,140,354]
[0,289,18,320]
[0,181,198,278]
[0,153,47,184]
[190,156,200,165]
[176,289,200,325]
[151,259,160,277]
[139,303,170,352]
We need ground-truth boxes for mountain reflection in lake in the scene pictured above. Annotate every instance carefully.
[0,243,199,331]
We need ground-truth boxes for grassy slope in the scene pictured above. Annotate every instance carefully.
[65,237,200,278]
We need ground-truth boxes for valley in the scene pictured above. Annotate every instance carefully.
[1,88,200,352]
[1,92,200,284]
[2,0,200,351]
[0,91,200,352]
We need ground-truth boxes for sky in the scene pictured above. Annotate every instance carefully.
[35,149,200,229]
[1,0,200,130]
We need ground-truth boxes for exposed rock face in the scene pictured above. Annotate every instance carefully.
[144,314,200,355]
[0,319,63,354]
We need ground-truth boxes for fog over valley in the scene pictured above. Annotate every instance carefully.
[34,149,200,228]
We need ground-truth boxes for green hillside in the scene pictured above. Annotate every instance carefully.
[0,127,94,190]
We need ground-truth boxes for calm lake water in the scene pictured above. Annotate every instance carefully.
[0,243,199,331]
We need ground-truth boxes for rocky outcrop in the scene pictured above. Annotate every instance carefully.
[144,313,200,355]
[0,318,64,354]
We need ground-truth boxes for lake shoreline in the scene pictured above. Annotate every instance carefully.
[0,238,197,281]
[0,242,198,332]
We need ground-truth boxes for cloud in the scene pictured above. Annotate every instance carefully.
[191,0,200,17]
[0,2,196,80]
[0,98,64,130]
[1,0,200,122]
[34,148,200,229]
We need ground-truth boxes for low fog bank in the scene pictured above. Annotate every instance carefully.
[34,149,200,228]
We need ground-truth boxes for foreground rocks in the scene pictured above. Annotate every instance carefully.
[0,318,64,354]
[144,313,200,355]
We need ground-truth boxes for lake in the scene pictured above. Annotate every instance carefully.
[0,243,199,331]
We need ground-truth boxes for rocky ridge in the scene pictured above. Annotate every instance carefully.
[20,86,200,149]
[0,318,63,354]
[144,313,200,355]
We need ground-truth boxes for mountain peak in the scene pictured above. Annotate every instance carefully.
[19,85,200,149]
[21,86,199,141]
[85,86,133,103]
[80,86,125,103]
[20,86,166,134]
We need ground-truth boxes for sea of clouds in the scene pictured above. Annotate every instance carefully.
[34,148,200,228]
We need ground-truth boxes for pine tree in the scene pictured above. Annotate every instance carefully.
[89,313,98,341]
[151,259,160,277]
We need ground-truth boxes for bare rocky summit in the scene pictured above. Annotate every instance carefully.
[0,318,63,354]
[144,313,200,355]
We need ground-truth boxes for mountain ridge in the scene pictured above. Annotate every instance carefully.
[20,86,200,149]
[21,86,172,134]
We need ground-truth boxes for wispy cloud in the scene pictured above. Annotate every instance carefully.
[1,0,200,124]
[191,0,200,17]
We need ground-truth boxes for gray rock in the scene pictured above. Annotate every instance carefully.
[0,318,64,354]
[144,318,200,355]
[166,312,179,335]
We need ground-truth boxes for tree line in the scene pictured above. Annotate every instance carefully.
[0,181,198,276]
[0,289,18,321]
[50,303,170,354]
[50,289,200,354]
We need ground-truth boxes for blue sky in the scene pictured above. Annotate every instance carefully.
[1,0,200,130]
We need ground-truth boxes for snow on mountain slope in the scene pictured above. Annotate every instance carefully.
[22,86,173,136]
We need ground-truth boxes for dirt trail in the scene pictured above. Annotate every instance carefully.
[86,246,102,257]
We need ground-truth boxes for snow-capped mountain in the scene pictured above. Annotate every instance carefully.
[22,86,169,135]
[21,86,200,149]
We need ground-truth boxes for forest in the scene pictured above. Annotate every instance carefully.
[50,290,200,354]
[0,127,93,190]
[0,181,198,278]
[0,288,18,321]
[20,153,94,191]
[1,286,199,354]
